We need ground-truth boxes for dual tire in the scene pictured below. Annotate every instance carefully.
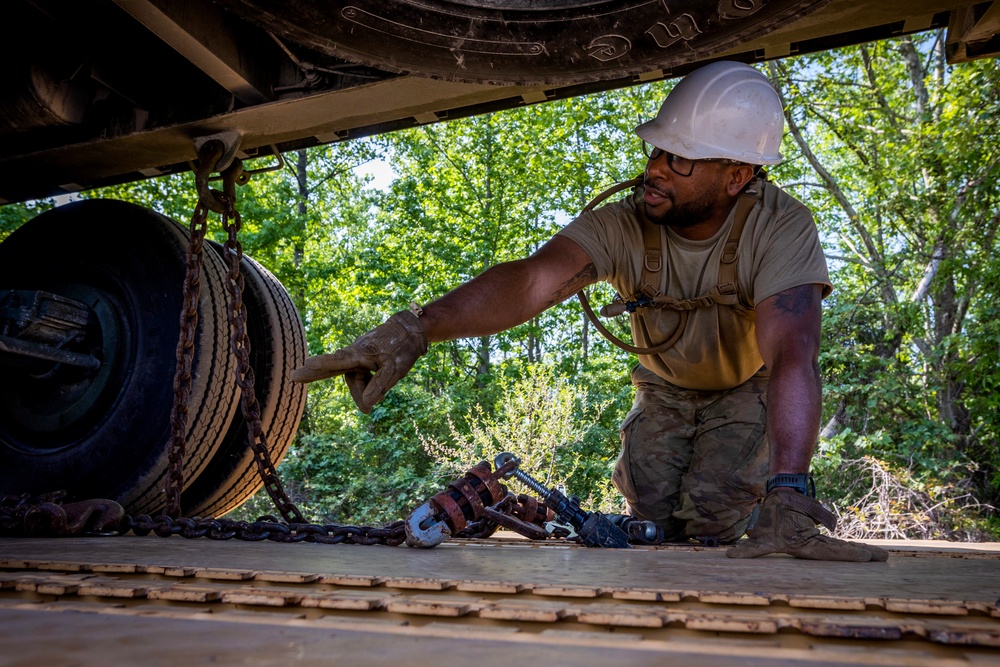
[0,199,306,517]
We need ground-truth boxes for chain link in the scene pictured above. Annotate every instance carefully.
[122,514,407,545]
[216,158,306,525]
[0,495,408,545]
[163,146,218,518]
[166,141,307,524]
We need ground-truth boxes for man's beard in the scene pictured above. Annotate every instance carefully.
[644,179,723,230]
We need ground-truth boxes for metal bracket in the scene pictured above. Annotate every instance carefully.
[192,130,244,172]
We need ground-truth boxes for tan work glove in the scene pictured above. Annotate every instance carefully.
[290,310,427,413]
[726,488,889,562]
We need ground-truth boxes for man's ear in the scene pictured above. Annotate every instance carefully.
[726,164,755,196]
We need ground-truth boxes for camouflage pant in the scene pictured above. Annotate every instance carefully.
[612,364,769,544]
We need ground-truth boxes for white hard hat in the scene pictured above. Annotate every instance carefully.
[636,61,784,165]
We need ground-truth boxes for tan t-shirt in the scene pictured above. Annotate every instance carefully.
[558,178,831,391]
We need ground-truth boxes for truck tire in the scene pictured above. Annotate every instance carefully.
[0,199,239,516]
[218,0,830,85]
[181,242,307,518]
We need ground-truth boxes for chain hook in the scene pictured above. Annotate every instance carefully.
[195,140,227,214]
[194,141,249,215]
[221,157,246,203]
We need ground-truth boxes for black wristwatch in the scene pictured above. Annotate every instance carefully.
[765,473,815,497]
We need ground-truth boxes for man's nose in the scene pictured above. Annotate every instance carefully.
[645,153,673,181]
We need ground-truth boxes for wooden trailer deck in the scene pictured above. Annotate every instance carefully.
[1,535,998,665]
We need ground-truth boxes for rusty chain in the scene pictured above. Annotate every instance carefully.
[0,493,406,544]
[0,491,564,546]
[124,514,408,545]
[0,141,410,545]
[215,156,306,524]
[166,140,307,525]
[163,143,217,518]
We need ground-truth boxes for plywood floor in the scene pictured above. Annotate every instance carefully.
[1,535,998,666]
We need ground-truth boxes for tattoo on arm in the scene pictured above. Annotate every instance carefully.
[772,284,818,316]
[545,263,598,308]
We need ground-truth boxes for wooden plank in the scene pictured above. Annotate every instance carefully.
[316,574,384,587]
[385,594,477,617]
[531,585,604,598]
[153,566,196,577]
[8,572,91,595]
[609,587,683,601]
[36,561,90,572]
[1,536,996,608]
[77,581,150,598]
[254,571,320,583]
[787,595,868,611]
[383,577,453,591]
[219,588,303,606]
[924,619,1000,646]
[2,534,1000,664]
[798,615,906,640]
[677,610,781,634]
[885,599,970,615]
[90,563,147,574]
[698,591,773,606]
[147,586,224,603]
[575,602,666,627]
[192,567,256,581]
[299,590,398,611]
[455,580,525,594]
[479,600,569,622]
[32,581,81,595]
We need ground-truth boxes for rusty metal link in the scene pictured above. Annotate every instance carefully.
[0,493,126,537]
[452,492,572,541]
[454,492,511,540]
[511,492,557,526]
[0,492,55,533]
[165,140,236,518]
[0,487,547,546]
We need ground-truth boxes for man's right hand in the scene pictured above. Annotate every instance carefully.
[290,310,428,413]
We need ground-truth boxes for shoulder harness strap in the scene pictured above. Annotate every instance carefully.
[635,185,758,311]
[576,177,761,356]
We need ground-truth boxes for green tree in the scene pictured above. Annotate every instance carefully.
[769,33,1000,524]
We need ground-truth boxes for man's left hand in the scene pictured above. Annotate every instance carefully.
[726,488,889,562]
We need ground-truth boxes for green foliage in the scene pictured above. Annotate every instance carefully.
[418,363,621,511]
[770,33,1000,534]
[0,199,54,242]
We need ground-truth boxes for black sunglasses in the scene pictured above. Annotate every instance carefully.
[641,141,743,177]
